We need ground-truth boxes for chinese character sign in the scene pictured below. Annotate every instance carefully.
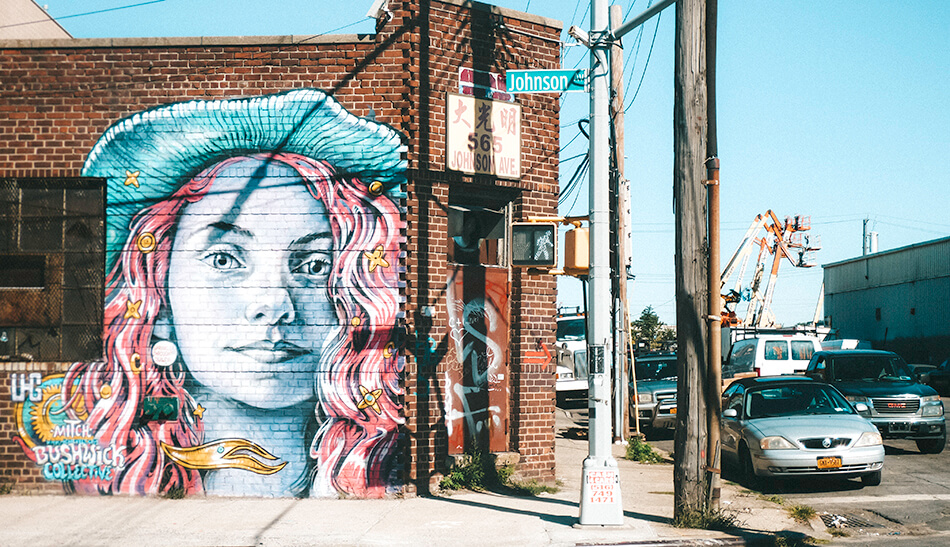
[446,93,521,179]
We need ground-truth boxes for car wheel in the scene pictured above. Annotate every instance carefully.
[739,444,759,489]
[916,436,946,454]
[861,470,882,487]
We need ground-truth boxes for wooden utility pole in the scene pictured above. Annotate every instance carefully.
[609,4,630,441]
[673,0,710,516]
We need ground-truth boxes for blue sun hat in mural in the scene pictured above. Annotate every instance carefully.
[81,88,407,272]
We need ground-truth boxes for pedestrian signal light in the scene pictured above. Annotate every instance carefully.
[511,222,557,268]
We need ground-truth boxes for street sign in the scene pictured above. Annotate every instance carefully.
[506,69,587,94]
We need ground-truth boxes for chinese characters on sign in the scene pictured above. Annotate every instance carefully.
[446,93,521,179]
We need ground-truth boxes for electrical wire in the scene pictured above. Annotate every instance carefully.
[0,0,167,30]
[624,11,661,113]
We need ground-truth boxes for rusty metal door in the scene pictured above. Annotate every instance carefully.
[444,265,510,454]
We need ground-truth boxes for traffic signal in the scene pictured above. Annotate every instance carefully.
[511,222,557,268]
[563,226,589,276]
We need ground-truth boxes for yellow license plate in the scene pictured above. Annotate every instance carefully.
[669,407,677,415]
[817,457,842,469]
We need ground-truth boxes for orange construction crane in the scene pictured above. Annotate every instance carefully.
[720,211,821,327]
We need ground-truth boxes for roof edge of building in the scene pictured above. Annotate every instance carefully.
[0,33,378,49]
[823,234,950,269]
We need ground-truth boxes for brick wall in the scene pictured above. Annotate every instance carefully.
[0,0,562,496]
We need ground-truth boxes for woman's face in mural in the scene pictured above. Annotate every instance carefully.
[167,159,335,409]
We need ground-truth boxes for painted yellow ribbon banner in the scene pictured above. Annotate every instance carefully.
[161,439,287,475]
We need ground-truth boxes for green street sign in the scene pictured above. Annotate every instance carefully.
[506,69,587,94]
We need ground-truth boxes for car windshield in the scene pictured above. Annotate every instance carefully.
[829,355,914,382]
[745,383,854,419]
[636,358,677,381]
[556,318,586,341]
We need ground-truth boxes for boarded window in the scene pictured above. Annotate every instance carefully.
[0,255,45,288]
[0,177,104,361]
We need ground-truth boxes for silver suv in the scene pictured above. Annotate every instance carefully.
[805,350,946,454]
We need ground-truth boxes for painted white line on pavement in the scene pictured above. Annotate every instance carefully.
[793,494,950,504]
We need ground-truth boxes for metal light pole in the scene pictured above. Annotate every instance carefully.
[578,0,623,526]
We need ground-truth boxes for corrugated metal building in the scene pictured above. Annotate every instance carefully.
[823,236,950,363]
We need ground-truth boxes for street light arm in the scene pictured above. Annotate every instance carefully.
[612,0,675,40]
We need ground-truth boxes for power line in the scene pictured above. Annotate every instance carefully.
[0,0,167,30]
[624,11,662,113]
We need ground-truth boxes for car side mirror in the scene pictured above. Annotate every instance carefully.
[853,402,869,413]
[722,408,738,418]
[919,372,931,384]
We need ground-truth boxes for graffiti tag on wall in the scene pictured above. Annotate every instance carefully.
[10,89,407,498]
[444,266,510,454]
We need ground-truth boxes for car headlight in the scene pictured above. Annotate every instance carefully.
[557,371,574,380]
[760,436,796,450]
[923,403,944,417]
[854,431,883,447]
[845,395,869,404]
[637,392,653,404]
[922,395,941,403]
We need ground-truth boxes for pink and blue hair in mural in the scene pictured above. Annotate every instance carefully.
[13,89,407,497]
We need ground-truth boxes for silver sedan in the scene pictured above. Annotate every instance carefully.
[721,376,885,488]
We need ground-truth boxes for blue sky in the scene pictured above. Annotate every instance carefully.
[46,0,950,327]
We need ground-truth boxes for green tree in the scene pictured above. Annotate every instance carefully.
[632,306,676,352]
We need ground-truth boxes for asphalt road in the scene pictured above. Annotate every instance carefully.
[641,396,950,544]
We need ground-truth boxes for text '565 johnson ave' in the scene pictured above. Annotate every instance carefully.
[446,93,521,179]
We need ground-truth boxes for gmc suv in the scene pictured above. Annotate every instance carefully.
[805,349,946,454]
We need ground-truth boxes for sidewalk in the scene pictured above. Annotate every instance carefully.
[0,415,817,546]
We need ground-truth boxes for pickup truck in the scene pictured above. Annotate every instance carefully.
[804,349,946,454]
[630,352,677,438]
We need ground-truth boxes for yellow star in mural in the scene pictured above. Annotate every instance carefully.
[364,245,390,273]
[357,385,383,415]
[124,299,142,320]
[123,170,141,188]
[193,404,206,420]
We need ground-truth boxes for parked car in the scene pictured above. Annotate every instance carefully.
[804,350,946,454]
[907,363,937,384]
[630,353,677,437]
[924,358,950,396]
[723,334,822,380]
[720,376,885,488]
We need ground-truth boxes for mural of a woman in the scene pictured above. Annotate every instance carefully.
[47,90,406,497]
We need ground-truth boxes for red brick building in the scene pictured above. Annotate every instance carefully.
[0,0,562,497]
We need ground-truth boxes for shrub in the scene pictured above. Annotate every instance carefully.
[439,453,560,496]
[625,437,664,464]
[672,506,741,531]
[786,503,816,524]
[440,451,488,491]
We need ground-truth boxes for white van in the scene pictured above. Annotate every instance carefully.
[723,335,822,379]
